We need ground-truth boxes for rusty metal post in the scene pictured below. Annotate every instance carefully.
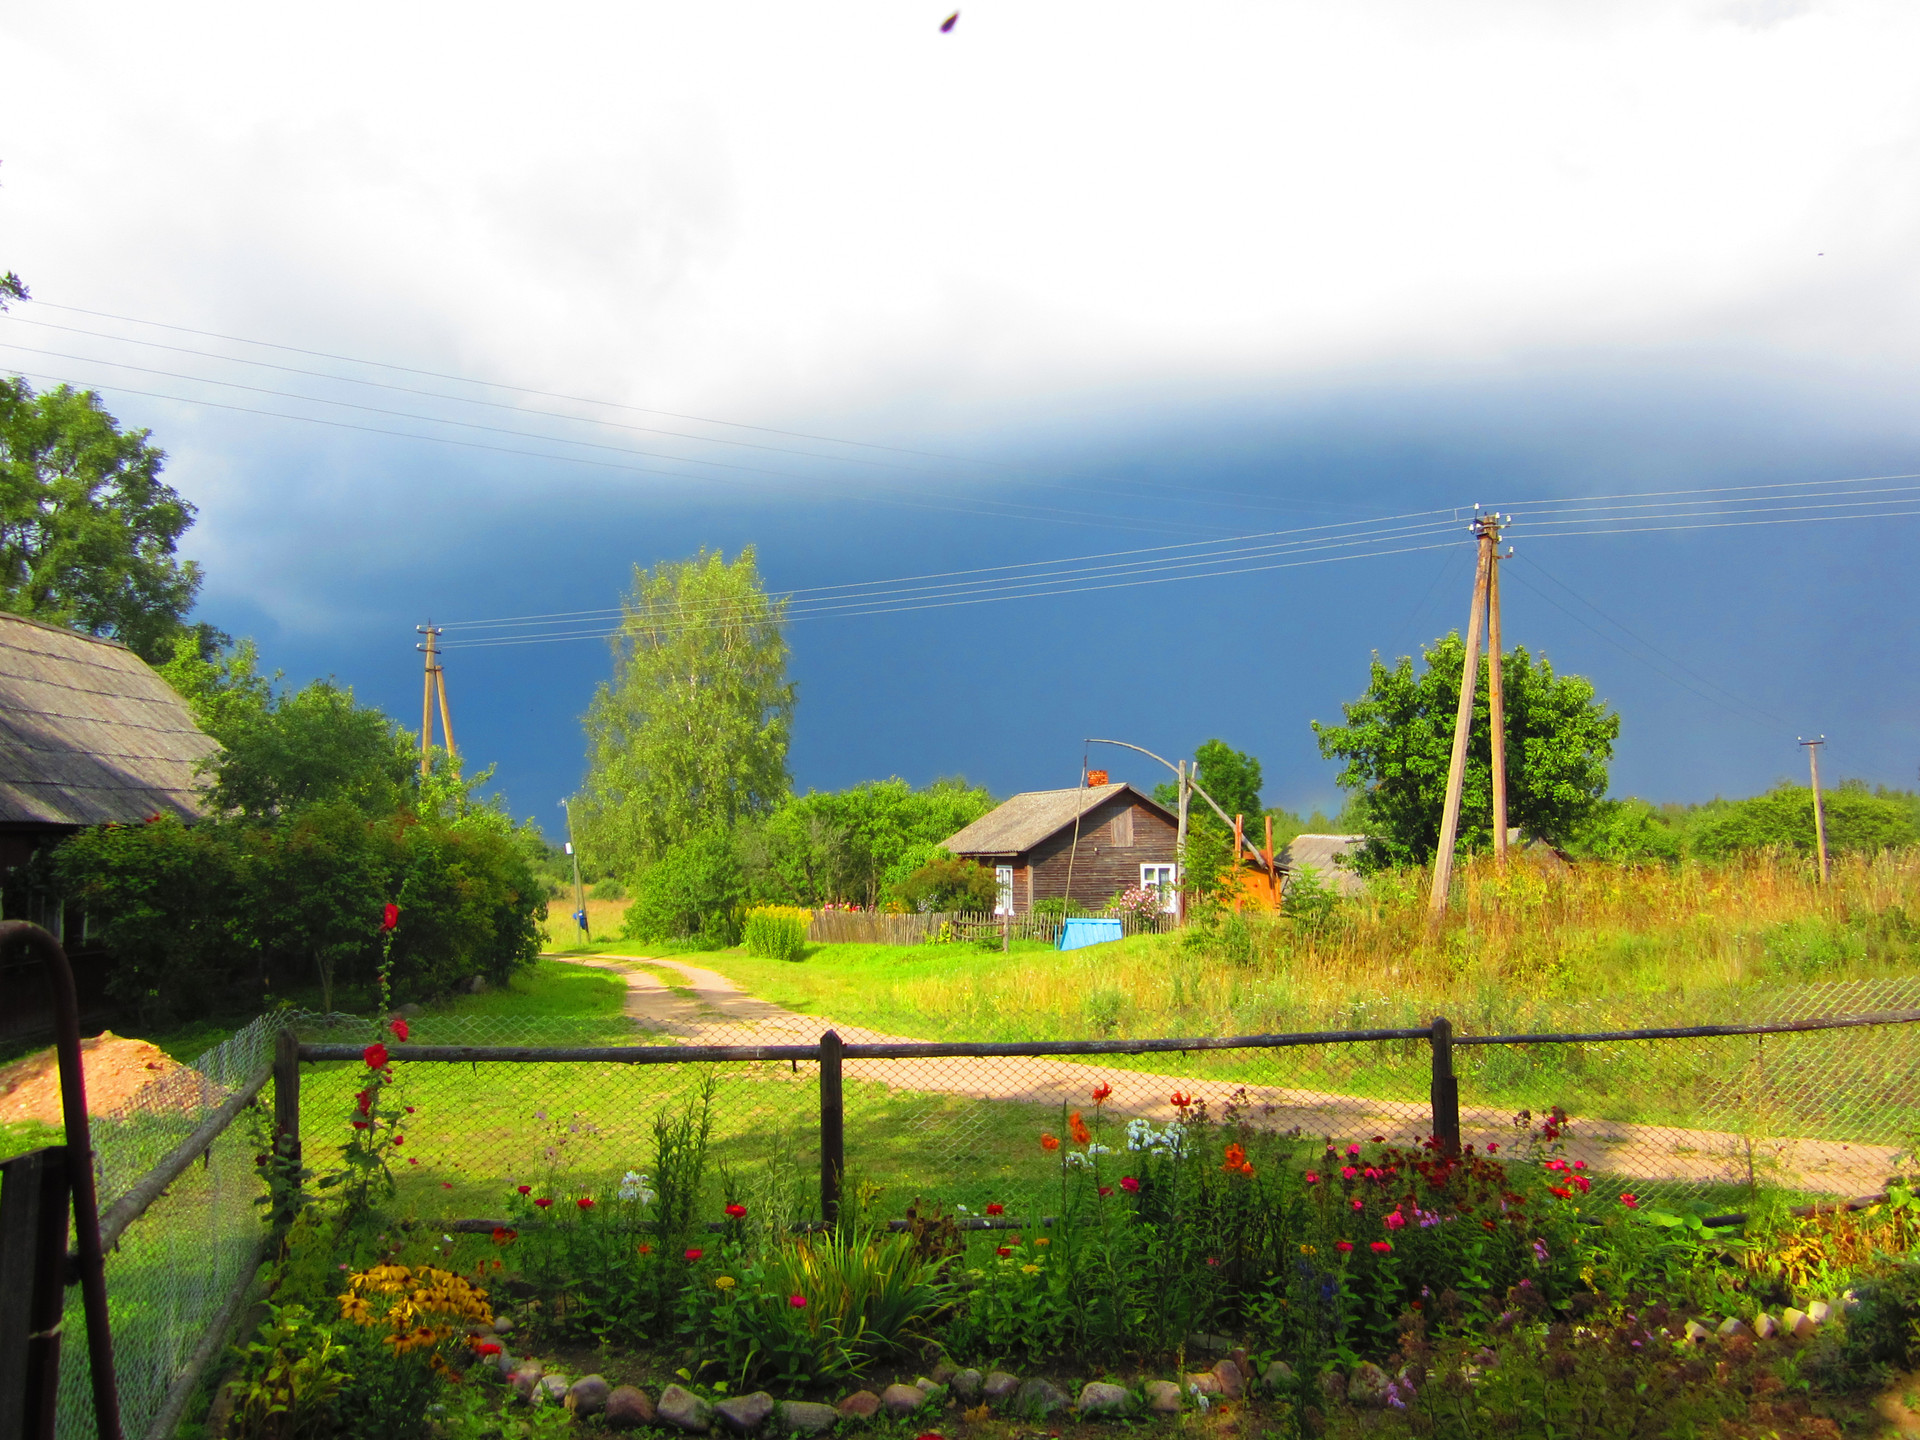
[0,920,123,1440]
[818,1030,844,1229]
[1429,1016,1462,1155]
[0,1145,73,1440]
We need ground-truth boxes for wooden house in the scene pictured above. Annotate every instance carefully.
[0,613,218,1035]
[941,782,1179,915]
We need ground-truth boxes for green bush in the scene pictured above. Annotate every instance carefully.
[622,831,745,944]
[892,853,998,912]
[743,905,811,961]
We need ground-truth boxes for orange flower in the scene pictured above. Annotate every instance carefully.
[1091,1083,1112,1103]
[1170,1092,1192,1110]
[1040,1133,1061,1152]
[1222,1143,1254,1176]
[1069,1111,1092,1147]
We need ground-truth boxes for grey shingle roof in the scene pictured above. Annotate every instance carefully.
[1278,833,1368,894]
[942,783,1171,855]
[0,614,217,827]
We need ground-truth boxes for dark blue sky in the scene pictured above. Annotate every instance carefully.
[159,348,1920,839]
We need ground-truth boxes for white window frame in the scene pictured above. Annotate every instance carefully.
[994,865,1015,916]
[1140,863,1177,913]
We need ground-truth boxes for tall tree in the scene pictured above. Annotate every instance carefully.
[1151,738,1265,830]
[1312,634,1618,868]
[579,547,794,876]
[0,379,209,660]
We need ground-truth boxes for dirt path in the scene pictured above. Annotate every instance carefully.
[559,954,1897,1195]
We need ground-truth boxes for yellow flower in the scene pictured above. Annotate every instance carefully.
[714,1275,737,1290]
[1021,1264,1041,1275]
[1299,1244,1317,1256]
[1034,1237,1051,1246]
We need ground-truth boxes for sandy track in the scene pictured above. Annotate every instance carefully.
[559,955,1897,1196]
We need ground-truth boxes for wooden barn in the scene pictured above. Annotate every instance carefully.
[941,782,1179,915]
[0,613,218,1036]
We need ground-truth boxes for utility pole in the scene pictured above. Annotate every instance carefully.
[1174,759,1190,926]
[1487,516,1510,868]
[416,625,456,778]
[1800,737,1830,883]
[1427,511,1497,928]
[560,799,590,943]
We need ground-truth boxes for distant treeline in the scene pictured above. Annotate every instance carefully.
[1574,782,1920,863]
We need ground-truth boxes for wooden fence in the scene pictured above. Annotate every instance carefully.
[805,909,1175,946]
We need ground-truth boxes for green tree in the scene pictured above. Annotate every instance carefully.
[1684,782,1918,860]
[620,830,746,947]
[579,548,794,876]
[1151,738,1264,830]
[0,379,212,661]
[1312,634,1619,868]
[741,776,996,907]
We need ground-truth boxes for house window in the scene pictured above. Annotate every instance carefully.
[1141,863,1177,913]
[995,865,1015,916]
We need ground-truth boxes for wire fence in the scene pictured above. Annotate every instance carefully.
[804,910,1175,946]
[56,1016,278,1440]
[288,980,1920,1235]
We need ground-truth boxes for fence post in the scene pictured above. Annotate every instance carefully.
[1429,1017,1461,1154]
[273,1028,302,1199]
[0,1145,72,1440]
[819,1030,844,1229]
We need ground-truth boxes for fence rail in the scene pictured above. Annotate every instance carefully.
[804,909,1174,946]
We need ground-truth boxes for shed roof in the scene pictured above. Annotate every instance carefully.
[942,783,1173,856]
[1277,833,1369,895]
[0,613,218,828]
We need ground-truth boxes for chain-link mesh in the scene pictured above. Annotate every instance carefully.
[286,980,1920,1234]
[58,1016,278,1440]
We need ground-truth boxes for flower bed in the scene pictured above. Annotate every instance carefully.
[225,1046,1920,1438]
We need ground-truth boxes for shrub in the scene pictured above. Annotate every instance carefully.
[893,853,998,912]
[227,1304,349,1440]
[622,831,745,944]
[743,905,811,961]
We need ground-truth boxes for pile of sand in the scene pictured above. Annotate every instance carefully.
[0,1032,185,1126]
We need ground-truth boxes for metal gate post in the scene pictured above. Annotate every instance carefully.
[818,1031,844,1229]
[1429,1016,1462,1155]
[0,1146,73,1440]
[0,920,123,1440]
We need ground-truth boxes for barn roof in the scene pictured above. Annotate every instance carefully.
[1277,833,1369,895]
[942,783,1174,856]
[0,613,218,828]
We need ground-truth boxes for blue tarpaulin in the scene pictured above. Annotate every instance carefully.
[1057,917,1124,951]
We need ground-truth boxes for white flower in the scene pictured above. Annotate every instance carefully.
[618,1169,656,1204]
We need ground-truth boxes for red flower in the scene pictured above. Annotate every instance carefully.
[577,1197,596,1210]
[382,903,400,932]
[685,1248,703,1261]
[492,1227,517,1245]
[1570,1175,1591,1194]
[1487,1142,1499,1153]
[355,1089,373,1115]
[1371,1240,1393,1254]
[363,1042,389,1071]
[390,1017,410,1041]
[1040,1134,1060,1152]
[1205,1257,1219,1266]
[1305,1171,1320,1185]
[1351,1198,1364,1211]
[725,1203,747,1218]
[1481,1219,1497,1231]
[517,1185,531,1195]
[1098,1186,1113,1198]
[474,1340,502,1356]
[391,1134,404,1147]
[350,1120,369,1130]
[1119,1176,1140,1193]
[1335,1240,1354,1254]
[441,1181,453,1189]
[533,1198,553,1209]
[636,1243,652,1255]
[789,1294,807,1309]
[996,1247,1013,1258]
[1548,1185,1573,1200]
[985,1203,1005,1216]
[1091,1082,1112,1103]
[1170,1092,1192,1109]
[408,1158,418,1166]
[1619,1193,1640,1210]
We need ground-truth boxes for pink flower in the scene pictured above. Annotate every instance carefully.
[685,1248,703,1261]
[1335,1240,1354,1254]
[789,1294,807,1309]
[1384,1210,1406,1230]
[1371,1240,1393,1254]
[1346,1143,1361,1157]
[1341,1166,1358,1180]
[1351,1198,1364,1211]
[1619,1193,1640,1209]
[1120,1176,1140,1193]
[1305,1171,1320,1184]
[1487,1142,1500,1154]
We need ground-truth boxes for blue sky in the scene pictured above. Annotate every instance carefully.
[4,1,1918,831]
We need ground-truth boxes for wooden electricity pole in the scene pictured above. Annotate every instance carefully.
[1800,737,1830,883]
[1427,513,1498,928]
[416,625,455,777]
[1487,518,1509,868]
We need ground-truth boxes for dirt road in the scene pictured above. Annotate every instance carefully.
[560,954,1897,1196]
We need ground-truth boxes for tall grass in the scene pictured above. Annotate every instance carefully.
[872,850,1920,1040]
